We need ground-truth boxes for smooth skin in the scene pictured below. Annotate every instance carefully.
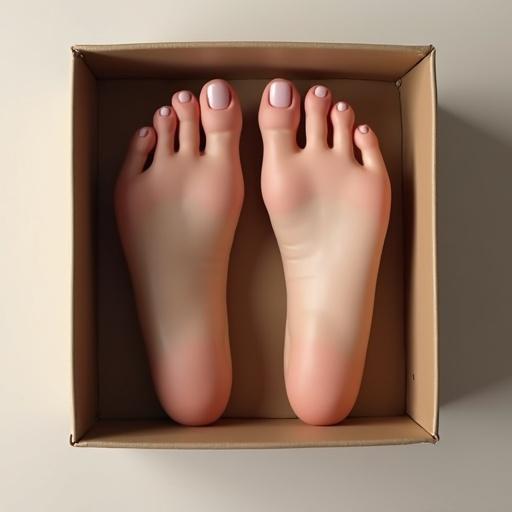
[115,79,243,426]
[259,80,391,425]
[116,78,390,428]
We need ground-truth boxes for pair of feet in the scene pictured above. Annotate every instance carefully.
[115,79,391,426]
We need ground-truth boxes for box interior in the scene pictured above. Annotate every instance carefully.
[72,43,437,448]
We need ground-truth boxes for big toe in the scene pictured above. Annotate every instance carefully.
[258,79,300,156]
[199,79,242,157]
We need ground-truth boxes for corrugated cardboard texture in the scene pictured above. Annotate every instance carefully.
[96,78,405,420]
[400,51,438,436]
[74,416,432,449]
[71,56,98,442]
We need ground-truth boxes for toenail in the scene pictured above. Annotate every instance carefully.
[336,101,348,112]
[139,127,149,137]
[207,81,231,110]
[269,80,291,108]
[314,85,328,98]
[178,91,192,103]
[159,106,171,116]
[358,124,369,134]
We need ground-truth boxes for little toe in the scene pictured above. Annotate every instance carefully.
[117,126,156,182]
[304,85,332,149]
[258,78,300,156]
[199,79,242,157]
[330,101,356,158]
[353,124,386,172]
[172,90,200,154]
[152,105,177,158]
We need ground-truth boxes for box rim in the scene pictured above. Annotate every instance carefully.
[430,48,439,440]
[71,41,433,56]
[69,41,439,448]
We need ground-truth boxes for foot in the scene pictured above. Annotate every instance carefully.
[114,80,243,426]
[259,80,391,425]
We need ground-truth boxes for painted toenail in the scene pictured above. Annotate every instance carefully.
[139,127,149,137]
[159,106,171,116]
[336,101,348,112]
[358,124,369,134]
[207,82,231,110]
[178,91,192,103]
[314,85,328,98]
[269,80,291,108]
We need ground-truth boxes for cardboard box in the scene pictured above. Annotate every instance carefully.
[71,42,438,448]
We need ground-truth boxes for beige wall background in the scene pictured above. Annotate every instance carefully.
[1,0,511,510]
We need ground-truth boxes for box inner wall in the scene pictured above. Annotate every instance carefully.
[96,77,405,420]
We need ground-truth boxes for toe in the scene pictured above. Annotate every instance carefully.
[152,105,177,158]
[258,78,300,156]
[330,101,356,158]
[304,85,332,149]
[117,126,156,182]
[199,79,242,157]
[172,90,200,154]
[353,124,386,172]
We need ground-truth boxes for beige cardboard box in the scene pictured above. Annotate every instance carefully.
[71,42,438,448]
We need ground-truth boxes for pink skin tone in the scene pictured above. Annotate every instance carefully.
[115,80,243,426]
[259,80,391,425]
[116,78,390,427]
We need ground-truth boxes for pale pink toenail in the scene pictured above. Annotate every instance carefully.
[139,127,149,137]
[269,80,291,108]
[358,124,369,134]
[336,101,348,112]
[159,106,171,116]
[178,91,192,103]
[207,82,231,110]
[314,85,328,98]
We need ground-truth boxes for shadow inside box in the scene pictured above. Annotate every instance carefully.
[91,415,393,437]
[437,108,512,405]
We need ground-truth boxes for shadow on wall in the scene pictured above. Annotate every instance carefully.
[437,108,512,405]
